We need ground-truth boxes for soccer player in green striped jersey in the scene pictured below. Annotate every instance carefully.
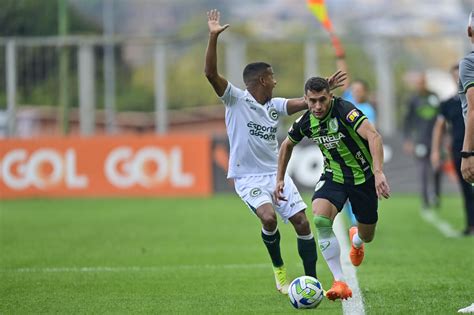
[274,77,390,301]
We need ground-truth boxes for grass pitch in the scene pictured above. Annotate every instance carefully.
[1,194,473,314]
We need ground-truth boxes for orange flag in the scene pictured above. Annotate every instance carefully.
[307,0,345,57]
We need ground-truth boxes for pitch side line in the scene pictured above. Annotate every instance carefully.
[333,215,366,315]
[419,210,460,238]
[0,263,270,273]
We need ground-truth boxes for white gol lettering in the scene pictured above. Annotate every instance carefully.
[105,146,194,188]
[1,148,88,190]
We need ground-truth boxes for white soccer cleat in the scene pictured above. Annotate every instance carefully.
[273,265,289,294]
[458,303,474,313]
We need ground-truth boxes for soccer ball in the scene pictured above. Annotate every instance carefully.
[288,276,324,309]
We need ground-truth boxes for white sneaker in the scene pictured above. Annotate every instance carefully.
[458,303,474,313]
[273,265,289,294]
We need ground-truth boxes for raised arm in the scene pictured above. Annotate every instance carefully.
[286,71,347,115]
[335,56,350,92]
[274,138,297,203]
[204,9,229,97]
[356,120,390,199]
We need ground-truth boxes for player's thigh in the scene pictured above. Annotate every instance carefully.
[275,174,307,223]
[348,177,378,225]
[311,179,346,220]
[254,203,278,226]
[234,175,274,218]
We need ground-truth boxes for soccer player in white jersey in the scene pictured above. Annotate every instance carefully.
[204,9,346,294]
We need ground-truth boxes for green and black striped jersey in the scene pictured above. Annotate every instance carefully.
[288,97,373,185]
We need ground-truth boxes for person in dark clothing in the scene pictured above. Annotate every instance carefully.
[403,72,442,209]
[431,64,474,236]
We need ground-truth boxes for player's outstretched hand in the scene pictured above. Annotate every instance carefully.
[207,9,229,35]
[327,70,348,91]
[374,171,390,200]
[273,180,287,205]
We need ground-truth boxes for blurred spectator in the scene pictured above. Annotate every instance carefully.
[351,79,376,124]
[431,64,474,236]
[403,72,441,210]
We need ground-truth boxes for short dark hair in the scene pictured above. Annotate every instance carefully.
[243,62,271,85]
[304,77,330,94]
[352,79,369,91]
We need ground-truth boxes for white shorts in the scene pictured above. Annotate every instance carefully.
[233,173,306,223]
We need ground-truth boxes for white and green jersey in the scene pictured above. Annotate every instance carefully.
[458,52,474,119]
[220,82,288,178]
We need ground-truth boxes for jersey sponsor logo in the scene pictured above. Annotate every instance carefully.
[355,151,367,165]
[314,179,325,192]
[346,109,360,123]
[328,118,339,133]
[268,107,278,121]
[250,187,262,197]
[247,121,277,141]
[312,132,346,150]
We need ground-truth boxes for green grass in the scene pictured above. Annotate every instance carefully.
[0,194,473,314]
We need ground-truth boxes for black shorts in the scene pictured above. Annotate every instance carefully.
[312,176,378,224]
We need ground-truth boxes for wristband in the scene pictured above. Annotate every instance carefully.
[460,151,474,158]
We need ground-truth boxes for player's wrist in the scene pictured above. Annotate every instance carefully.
[460,151,474,158]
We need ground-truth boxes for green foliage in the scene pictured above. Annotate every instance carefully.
[167,42,223,109]
[0,0,99,36]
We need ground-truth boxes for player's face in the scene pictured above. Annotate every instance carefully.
[351,82,367,103]
[305,89,332,119]
[261,67,277,96]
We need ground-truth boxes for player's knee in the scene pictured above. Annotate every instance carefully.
[260,213,277,229]
[360,232,374,243]
[291,215,310,235]
[313,215,333,229]
[290,211,308,226]
[313,215,333,238]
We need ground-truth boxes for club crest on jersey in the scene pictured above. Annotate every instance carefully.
[328,118,339,133]
[250,188,262,197]
[268,107,278,121]
[346,109,360,123]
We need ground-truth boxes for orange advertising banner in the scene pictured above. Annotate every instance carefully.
[0,135,212,199]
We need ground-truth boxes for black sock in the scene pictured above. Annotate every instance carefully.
[297,237,317,278]
[261,229,284,267]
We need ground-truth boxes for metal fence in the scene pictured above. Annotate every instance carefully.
[0,33,467,138]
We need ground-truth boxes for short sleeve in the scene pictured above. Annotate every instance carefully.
[271,97,289,116]
[219,82,245,106]
[287,114,305,144]
[459,58,474,93]
[338,99,367,131]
